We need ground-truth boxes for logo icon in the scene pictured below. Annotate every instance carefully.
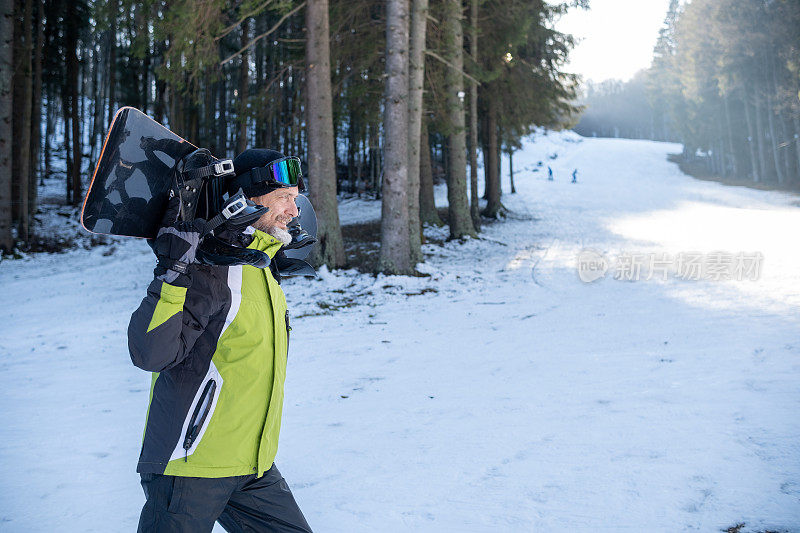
[577,249,609,283]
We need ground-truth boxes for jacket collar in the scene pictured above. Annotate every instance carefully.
[246,227,284,259]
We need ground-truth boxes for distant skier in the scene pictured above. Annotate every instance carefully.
[547,166,553,181]
[571,169,578,183]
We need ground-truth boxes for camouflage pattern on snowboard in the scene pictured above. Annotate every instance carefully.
[81,107,196,238]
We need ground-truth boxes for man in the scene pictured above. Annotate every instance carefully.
[128,149,312,532]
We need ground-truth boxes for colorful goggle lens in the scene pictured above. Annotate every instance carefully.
[269,157,303,187]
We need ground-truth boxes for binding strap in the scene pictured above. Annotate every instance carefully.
[181,159,235,181]
[202,193,250,236]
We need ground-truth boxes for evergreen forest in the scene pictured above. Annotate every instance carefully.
[0,0,586,272]
[574,0,800,188]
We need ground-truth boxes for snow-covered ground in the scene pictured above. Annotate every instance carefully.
[2,132,799,532]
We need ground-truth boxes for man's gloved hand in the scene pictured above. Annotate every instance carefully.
[282,218,317,250]
[149,192,206,286]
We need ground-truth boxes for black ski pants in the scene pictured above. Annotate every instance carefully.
[137,463,312,533]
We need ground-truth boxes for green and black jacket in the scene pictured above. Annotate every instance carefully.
[128,229,289,478]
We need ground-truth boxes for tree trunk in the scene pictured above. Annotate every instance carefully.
[765,83,783,184]
[369,121,379,197]
[217,41,228,156]
[377,0,412,274]
[107,3,116,121]
[777,112,791,184]
[407,0,426,264]
[168,84,177,133]
[467,0,480,230]
[66,0,81,205]
[12,0,32,241]
[347,102,356,192]
[792,113,800,184]
[723,92,736,177]
[0,0,14,251]
[305,0,345,269]
[141,27,150,114]
[480,133,488,199]
[442,0,475,239]
[188,101,199,142]
[418,119,441,225]
[204,78,215,150]
[496,133,501,194]
[135,2,149,112]
[440,137,448,187]
[482,94,503,218]
[743,89,760,182]
[29,0,41,208]
[280,31,288,154]
[753,90,769,182]
[62,92,72,202]
[43,94,52,178]
[237,18,250,153]
[153,44,167,124]
[90,39,102,162]
[508,149,515,193]
[769,53,792,183]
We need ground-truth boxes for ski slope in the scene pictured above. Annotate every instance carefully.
[1,133,799,532]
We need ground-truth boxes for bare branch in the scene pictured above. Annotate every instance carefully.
[215,0,274,42]
[424,49,480,84]
[219,1,307,66]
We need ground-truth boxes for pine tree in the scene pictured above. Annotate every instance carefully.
[477,0,581,217]
[467,0,480,230]
[441,0,475,239]
[306,0,346,269]
[0,0,13,251]
[406,0,427,264]
[237,16,250,153]
[418,117,442,225]
[378,0,412,274]
[647,0,688,154]
[64,0,81,205]
[12,0,32,236]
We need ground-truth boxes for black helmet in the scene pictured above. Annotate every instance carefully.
[175,148,271,268]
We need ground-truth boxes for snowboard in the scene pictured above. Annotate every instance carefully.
[81,106,318,267]
[81,107,198,238]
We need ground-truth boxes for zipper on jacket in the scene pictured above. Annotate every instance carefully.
[182,379,216,461]
[285,310,291,356]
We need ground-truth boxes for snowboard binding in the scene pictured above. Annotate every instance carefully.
[174,148,272,268]
[81,107,318,273]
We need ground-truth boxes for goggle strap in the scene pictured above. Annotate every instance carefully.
[227,166,266,192]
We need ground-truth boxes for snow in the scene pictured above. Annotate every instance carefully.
[2,132,799,532]
[336,195,383,226]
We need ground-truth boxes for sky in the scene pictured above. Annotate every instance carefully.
[551,0,673,83]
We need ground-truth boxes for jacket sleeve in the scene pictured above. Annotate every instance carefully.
[127,278,212,372]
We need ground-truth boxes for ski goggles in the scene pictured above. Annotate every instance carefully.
[230,156,306,193]
[267,157,303,188]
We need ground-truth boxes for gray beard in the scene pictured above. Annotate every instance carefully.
[266,226,292,245]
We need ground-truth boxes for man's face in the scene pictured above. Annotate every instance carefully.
[249,186,300,232]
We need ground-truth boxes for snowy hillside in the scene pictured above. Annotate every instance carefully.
[1,131,799,532]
